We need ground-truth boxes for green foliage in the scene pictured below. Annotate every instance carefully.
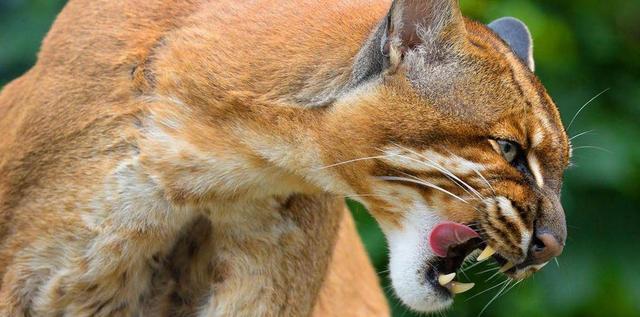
[1,1,638,316]
[0,0,66,86]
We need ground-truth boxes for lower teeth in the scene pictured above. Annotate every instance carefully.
[437,272,475,294]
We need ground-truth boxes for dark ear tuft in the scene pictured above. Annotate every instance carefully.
[382,0,466,71]
[488,17,535,71]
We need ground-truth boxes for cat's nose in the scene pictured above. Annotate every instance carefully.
[527,230,564,265]
[528,191,566,265]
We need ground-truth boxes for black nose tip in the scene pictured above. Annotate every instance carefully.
[528,232,564,264]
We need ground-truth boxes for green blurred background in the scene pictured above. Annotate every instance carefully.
[1,0,638,316]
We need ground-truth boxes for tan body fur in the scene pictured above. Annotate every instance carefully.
[0,0,570,315]
[0,0,390,316]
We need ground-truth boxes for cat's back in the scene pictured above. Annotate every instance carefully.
[0,0,391,135]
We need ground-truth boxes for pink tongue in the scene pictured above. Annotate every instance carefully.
[429,221,479,257]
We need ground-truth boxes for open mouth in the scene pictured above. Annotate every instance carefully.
[425,221,515,296]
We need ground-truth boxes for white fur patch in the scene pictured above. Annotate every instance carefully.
[496,196,518,220]
[384,201,451,312]
[527,153,544,188]
[380,148,438,172]
[418,149,487,176]
[534,109,556,145]
[381,147,487,176]
[531,127,545,147]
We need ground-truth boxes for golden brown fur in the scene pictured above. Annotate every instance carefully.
[0,1,391,315]
[0,0,569,315]
[312,210,389,316]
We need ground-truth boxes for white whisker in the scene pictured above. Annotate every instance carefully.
[393,144,485,200]
[485,269,503,282]
[459,267,471,280]
[569,129,595,141]
[390,152,477,199]
[462,258,490,271]
[396,172,484,213]
[377,176,469,204]
[345,193,399,200]
[567,88,609,130]
[501,279,522,298]
[571,145,612,154]
[465,278,509,302]
[478,279,512,316]
[445,148,495,196]
[473,168,496,196]
[316,154,395,170]
[476,266,500,275]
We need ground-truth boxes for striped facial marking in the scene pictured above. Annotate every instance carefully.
[370,143,543,266]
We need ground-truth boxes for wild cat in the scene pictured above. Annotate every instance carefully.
[0,0,568,316]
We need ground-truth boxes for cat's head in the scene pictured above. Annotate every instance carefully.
[315,0,569,312]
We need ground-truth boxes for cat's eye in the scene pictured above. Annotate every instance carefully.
[497,140,518,163]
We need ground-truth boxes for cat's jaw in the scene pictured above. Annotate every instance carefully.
[384,203,455,312]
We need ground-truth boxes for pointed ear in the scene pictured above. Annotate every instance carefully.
[381,0,467,71]
[488,17,535,71]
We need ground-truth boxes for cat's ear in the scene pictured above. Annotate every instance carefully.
[381,0,467,71]
[488,17,535,71]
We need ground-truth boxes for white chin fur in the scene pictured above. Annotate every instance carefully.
[383,202,452,312]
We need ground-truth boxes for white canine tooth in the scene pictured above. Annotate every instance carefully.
[499,261,515,273]
[476,245,496,261]
[451,281,475,294]
[438,272,456,286]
